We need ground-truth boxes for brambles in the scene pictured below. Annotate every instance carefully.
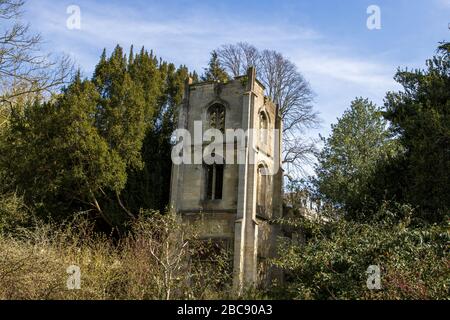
[0,211,233,300]
[271,204,450,300]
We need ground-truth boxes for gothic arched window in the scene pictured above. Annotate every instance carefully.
[257,164,269,217]
[259,112,268,146]
[208,104,225,133]
[205,162,224,200]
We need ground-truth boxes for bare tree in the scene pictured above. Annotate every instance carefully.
[216,43,320,178]
[216,42,260,77]
[0,0,73,112]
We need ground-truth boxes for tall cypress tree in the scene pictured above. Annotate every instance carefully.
[201,51,230,82]
[1,44,193,225]
[383,43,450,223]
[0,74,127,225]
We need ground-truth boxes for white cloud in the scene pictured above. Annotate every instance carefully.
[24,1,322,71]
[292,49,399,98]
[437,0,450,7]
[24,0,402,137]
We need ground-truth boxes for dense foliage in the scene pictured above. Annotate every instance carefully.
[0,46,191,226]
[274,43,450,300]
[273,205,449,300]
[314,44,450,224]
[314,98,401,220]
[201,51,230,83]
[383,43,450,223]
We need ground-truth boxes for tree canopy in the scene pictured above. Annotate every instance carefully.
[383,42,450,223]
[314,43,450,224]
[314,98,400,220]
[0,45,191,226]
[214,43,319,177]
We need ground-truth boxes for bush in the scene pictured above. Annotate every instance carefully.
[0,212,233,300]
[0,193,32,235]
[271,205,449,300]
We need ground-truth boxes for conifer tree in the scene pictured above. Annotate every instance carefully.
[201,51,230,82]
[0,44,193,225]
[0,74,126,225]
[383,42,450,223]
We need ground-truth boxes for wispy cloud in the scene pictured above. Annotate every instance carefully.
[25,1,321,70]
[24,0,412,138]
[437,0,450,7]
[294,51,397,93]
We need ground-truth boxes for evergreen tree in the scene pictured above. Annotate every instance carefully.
[0,43,199,225]
[201,51,230,82]
[314,98,400,220]
[383,42,450,223]
[0,74,126,225]
[190,70,200,84]
[124,61,189,213]
[0,45,190,225]
[92,45,147,171]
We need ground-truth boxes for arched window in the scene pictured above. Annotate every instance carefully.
[257,164,269,217]
[259,112,268,146]
[205,163,224,200]
[208,104,225,133]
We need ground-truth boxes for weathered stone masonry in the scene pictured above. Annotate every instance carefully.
[170,67,283,293]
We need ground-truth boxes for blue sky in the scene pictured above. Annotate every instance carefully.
[23,0,450,140]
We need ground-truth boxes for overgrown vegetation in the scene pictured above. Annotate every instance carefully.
[0,44,193,227]
[0,0,448,300]
[274,43,450,300]
[272,203,449,300]
[0,201,233,300]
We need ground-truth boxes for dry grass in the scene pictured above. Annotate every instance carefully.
[0,211,233,300]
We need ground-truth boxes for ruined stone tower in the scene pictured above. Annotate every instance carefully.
[170,67,283,293]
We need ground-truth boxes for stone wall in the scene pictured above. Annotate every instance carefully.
[170,67,283,292]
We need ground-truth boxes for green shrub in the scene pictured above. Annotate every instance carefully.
[272,205,449,300]
[0,193,32,235]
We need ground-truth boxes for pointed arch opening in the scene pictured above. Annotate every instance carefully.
[259,111,269,146]
[257,164,271,218]
[204,154,225,201]
[208,103,226,133]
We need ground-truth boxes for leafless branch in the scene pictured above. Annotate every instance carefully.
[216,42,260,77]
[0,0,74,111]
[216,43,321,178]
